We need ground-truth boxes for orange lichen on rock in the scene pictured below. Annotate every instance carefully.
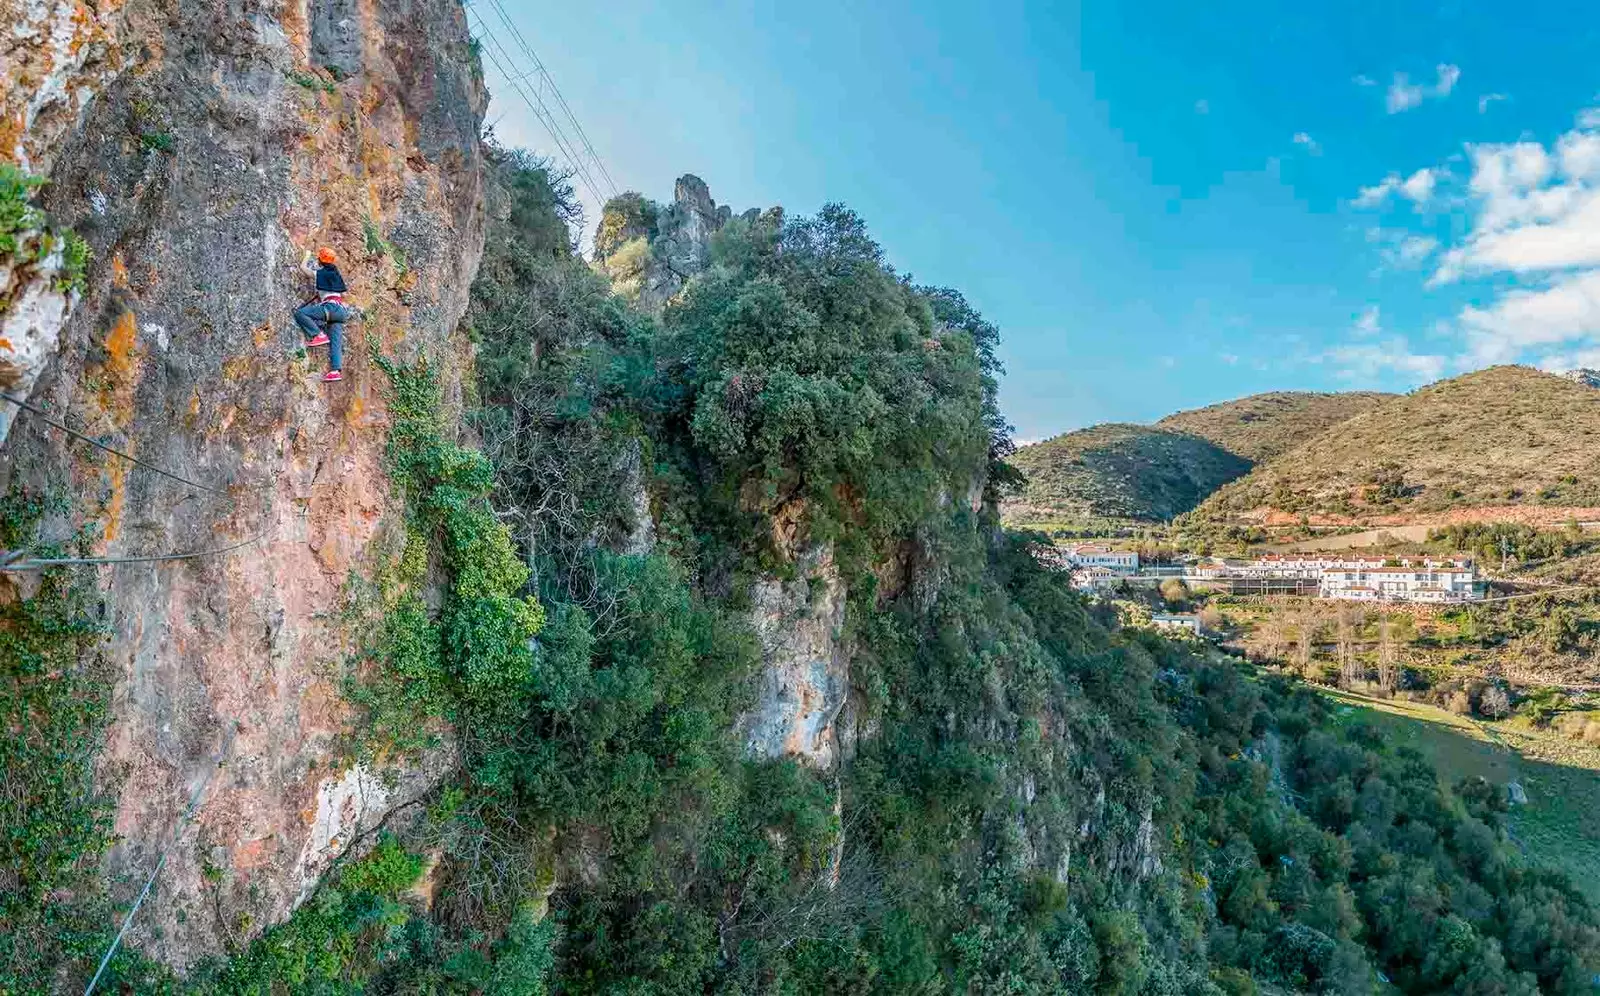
[92,308,143,427]
[103,459,127,542]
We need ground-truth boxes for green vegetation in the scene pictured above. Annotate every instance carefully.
[139,130,176,154]
[0,163,90,297]
[1194,366,1600,523]
[34,153,1600,992]
[1322,689,1600,904]
[1154,390,1395,464]
[287,68,337,93]
[0,490,119,994]
[1007,391,1391,526]
[1007,423,1250,523]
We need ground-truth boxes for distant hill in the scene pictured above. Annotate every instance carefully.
[1005,390,1394,523]
[1154,390,1395,463]
[1007,424,1249,522]
[1191,366,1600,524]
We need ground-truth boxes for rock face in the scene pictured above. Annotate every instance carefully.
[0,223,78,446]
[594,173,733,311]
[593,175,850,770]
[741,544,850,768]
[1565,368,1600,389]
[1,0,486,967]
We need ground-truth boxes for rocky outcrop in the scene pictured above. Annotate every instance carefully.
[740,544,850,768]
[594,173,735,311]
[1,0,486,967]
[0,207,78,445]
[1565,368,1600,389]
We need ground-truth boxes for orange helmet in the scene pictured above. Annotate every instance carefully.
[316,246,338,264]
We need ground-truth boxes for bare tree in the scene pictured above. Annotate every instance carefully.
[1377,613,1398,693]
[1295,609,1315,676]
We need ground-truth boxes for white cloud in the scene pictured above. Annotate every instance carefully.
[1395,235,1439,266]
[1354,305,1382,336]
[1557,130,1600,180]
[1353,167,1441,209]
[1353,74,1378,88]
[1387,74,1425,114]
[1478,93,1508,114]
[1220,353,1239,365]
[1384,64,1461,114]
[1293,132,1322,155]
[1401,167,1438,203]
[1194,99,1210,115]
[1435,64,1461,98]
[1580,108,1600,129]
[1323,339,1448,382]
[1457,270,1600,364]
[1427,132,1600,283]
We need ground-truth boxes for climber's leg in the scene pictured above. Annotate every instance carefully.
[323,303,348,372]
[294,302,328,345]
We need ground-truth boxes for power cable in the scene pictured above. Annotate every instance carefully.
[1,391,230,495]
[0,391,268,571]
[480,0,618,196]
[470,23,608,207]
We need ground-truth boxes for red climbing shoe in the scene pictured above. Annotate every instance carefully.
[323,370,343,382]
[305,333,330,347]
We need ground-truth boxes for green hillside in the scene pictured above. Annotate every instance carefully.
[1192,366,1600,524]
[1006,423,1251,521]
[1006,391,1393,524]
[1155,390,1395,463]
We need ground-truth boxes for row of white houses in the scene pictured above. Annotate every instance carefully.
[1059,545,1484,603]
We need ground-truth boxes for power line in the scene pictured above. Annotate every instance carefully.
[466,3,618,207]
[480,0,618,196]
[1,391,230,495]
[471,23,608,207]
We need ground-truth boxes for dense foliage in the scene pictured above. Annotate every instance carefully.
[1007,423,1250,523]
[44,153,1600,993]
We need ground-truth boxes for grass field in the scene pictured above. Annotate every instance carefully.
[1321,688,1600,901]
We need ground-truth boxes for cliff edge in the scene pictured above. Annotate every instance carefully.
[2,0,485,965]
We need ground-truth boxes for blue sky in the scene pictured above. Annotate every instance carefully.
[477,0,1600,441]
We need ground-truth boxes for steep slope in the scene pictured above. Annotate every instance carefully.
[1006,390,1394,524]
[2,0,486,970]
[1154,389,1394,463]
[1193,365,1600,524]
[1007,423,1250,521]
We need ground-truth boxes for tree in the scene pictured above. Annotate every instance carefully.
[1160,578,1189,608]
[1377,614,1398,693]
[1296,609,1317,675]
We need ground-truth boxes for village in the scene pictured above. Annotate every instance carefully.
[1059,543,1485,602]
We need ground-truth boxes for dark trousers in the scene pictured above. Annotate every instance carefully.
[294,300,348,370]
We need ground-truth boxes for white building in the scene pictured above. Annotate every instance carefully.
[1318,565,1481,603]
[1151,613,1203,635]
[1072,565,1121,593]
[1064,544,1139,573]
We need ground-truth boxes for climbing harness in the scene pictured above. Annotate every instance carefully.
[0,391,266,571]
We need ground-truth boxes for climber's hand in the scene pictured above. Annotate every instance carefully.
[301,249,313,266]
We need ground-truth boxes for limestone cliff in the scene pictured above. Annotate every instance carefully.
[593,173,743,311]
[2,0,485,967]
[594,178,851,770]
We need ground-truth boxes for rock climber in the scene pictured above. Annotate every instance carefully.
[294,246,349,382]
